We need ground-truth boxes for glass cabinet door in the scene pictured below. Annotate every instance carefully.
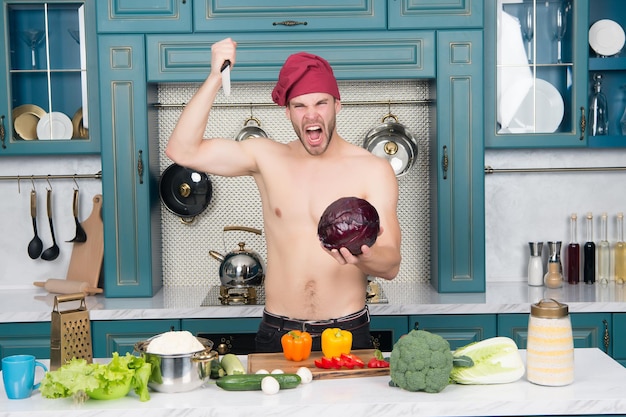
[486,0,588,148]
[1,1,98,154]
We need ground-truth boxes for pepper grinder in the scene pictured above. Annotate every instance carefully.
[528,242,544,286]
[545,241,563,288]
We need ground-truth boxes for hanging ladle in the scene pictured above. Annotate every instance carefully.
[27,189,43,259]
[66,188,87,243]
[41,187,60,261]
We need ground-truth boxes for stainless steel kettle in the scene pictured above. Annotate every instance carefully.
[209,226,265,288]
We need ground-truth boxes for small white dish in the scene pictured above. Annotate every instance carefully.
[589,19,626,57]
[506,78,564,133]
[36,112,73,140]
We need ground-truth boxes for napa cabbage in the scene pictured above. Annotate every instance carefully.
[449,337,525,385]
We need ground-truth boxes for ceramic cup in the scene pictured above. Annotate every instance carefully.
[2,354,48,399]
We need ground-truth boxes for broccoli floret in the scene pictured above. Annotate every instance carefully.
[389,329,453,393]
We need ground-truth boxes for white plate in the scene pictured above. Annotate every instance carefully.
[589,19,626,57]
[36,112,73,140]
[507,79,564,133]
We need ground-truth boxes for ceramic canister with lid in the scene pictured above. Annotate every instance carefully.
[526,299,574,386]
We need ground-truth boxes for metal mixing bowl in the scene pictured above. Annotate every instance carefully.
[134,336,217,393]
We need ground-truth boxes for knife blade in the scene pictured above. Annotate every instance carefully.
[220,60,231,96]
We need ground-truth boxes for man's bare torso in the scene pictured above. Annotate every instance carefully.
[251,138,381,320]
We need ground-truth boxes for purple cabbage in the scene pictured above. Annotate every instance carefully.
[317,197,380,255]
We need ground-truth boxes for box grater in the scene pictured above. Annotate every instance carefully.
[50,293,93,370]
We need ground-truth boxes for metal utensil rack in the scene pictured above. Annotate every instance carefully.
[0,171,102,191]
[485,165,626,174]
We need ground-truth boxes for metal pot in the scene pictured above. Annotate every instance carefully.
[134,336,217,393]
[159,163,213,224]
[209,226,265,288]
[235,116,268,141]
[363,114,419,177]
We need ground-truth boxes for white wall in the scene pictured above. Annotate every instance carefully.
[485,148,626,282]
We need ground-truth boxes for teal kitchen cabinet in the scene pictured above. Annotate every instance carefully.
[98,35,162,297]
[498,313,612,354]
[95,0,192,33]
[193,0,385,33]
[370,315,409,349]
[146,31,435,83]
[484,0,589,148]
[0,0,100,155]
[410,314,497,350]
[431,30,485,293]
[613,313,626,366]
[0,322,51,370]
[388,0,483,29]
[91,319,180,358]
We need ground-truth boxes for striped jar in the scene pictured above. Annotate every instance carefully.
[526,299,574,386]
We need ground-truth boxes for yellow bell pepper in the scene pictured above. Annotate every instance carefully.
[321,328,352,358]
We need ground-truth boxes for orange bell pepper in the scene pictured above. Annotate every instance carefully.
[281,330,313,362]
[321,328,352,358]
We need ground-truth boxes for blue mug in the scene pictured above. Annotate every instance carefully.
[2,354,48,399]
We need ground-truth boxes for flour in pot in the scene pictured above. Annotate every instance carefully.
[146,330,205,354]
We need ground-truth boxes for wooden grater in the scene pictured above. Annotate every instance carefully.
[50,293,93,371]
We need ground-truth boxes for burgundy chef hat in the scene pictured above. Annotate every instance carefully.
[271,52,340,106]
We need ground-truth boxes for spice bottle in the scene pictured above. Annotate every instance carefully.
[598,212,610,284]
[545,241,562,288]
[566,214,580,284]
[527,299,574,386]
[615,213,626,284]
[583,213,596,284]
[528,242,544,286]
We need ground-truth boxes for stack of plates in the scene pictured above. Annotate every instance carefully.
[500,78,564,133]
[11,104,75,140]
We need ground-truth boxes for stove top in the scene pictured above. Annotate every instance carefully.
[200,281,388,306]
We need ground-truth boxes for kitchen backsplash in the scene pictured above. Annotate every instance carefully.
[156,80,433,286]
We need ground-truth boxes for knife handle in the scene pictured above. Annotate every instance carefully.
[220,60,231,72]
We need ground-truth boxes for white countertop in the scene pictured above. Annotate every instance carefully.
[2,281,626,323]
[1,349,626,417]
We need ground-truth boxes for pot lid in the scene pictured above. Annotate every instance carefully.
[531,298,569,318]
[159,163,212,219]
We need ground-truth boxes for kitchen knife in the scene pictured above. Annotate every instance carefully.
[221,60,231,96]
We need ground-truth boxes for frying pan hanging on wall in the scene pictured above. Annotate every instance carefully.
[159,163,213,224]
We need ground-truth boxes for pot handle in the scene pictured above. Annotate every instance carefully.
[243,116,262,127]
[381,113,399,123]
[223,225,262,236]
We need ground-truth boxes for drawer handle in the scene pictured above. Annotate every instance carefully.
[579,106,586,141]
[602,319,610,354]
[273,20,308,27]
[0,115,5,149]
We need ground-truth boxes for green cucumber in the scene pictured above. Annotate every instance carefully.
[210,359,226,379]
[216,374,302,391]
[220,353,246,375]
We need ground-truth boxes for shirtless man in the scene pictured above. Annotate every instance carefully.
[165,38,402,352]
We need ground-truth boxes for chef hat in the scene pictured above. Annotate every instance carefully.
[271,52,340,106]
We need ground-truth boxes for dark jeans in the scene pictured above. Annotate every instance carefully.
[255,318,374,353]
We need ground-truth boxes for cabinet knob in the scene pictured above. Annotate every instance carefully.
[579,107,586,141]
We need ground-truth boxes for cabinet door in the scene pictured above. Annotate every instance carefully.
[431,30,485,293]
[91,320,180,357]
[146,31,435,83]
[193,0,385,33]
[498,313,612,354]
[613,313,626,367]
[587,0,626,148]
[484,0,589,148]
[95,0,192,33]
[0,322,51,370]
[98,35,162,297]
[410,314,497,350]
[388,0,483,29]
[0,1,100,155]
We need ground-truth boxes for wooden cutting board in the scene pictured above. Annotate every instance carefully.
[65,194,104,289]
[247,349,390,380]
